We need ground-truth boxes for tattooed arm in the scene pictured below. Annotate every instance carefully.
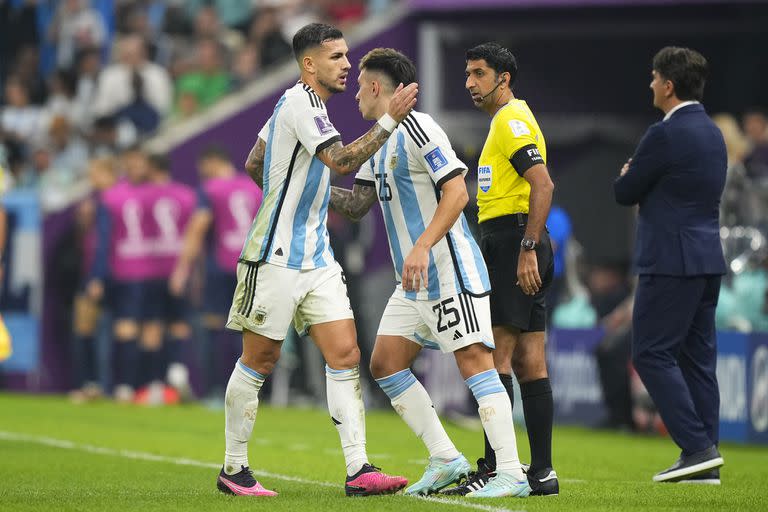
[318,126,392,176]
[244,137,266,188]
[330,183,377,221]
[317,82,419,175]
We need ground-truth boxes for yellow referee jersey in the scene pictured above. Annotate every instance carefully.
[477,99,546,223]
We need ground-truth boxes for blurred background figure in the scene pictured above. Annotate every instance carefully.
[545,204,572,325]
[92,35,172,135]
[68,157,118,403]
[170,147,262,401]
[48,0,107,71]
[742,108,768,181]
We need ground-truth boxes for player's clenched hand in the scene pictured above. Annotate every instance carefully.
[516,250,542,296]
[387,82,419,123]
[402,245,429,292]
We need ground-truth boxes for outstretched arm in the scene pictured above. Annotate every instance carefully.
[244,137,266,188]
[330,182,377,221]
[317,83,419,175]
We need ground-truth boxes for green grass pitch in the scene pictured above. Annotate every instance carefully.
[1,393,766,511]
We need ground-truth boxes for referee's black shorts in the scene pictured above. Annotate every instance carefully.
[479,213,554,332]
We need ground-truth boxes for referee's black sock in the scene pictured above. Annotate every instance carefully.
[483,373,516,472]
[521,377,554,474]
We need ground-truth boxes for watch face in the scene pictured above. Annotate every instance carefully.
[522,239,536,250]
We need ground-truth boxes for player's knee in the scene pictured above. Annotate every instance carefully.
[240,345,281,375]
[493,350,513,375]
[369,355,391,380]
[140,323,164,350]
[114,320,139,340]
[327,344,360,370]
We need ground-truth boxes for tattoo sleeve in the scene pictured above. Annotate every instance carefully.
[244,138,266,188]
[318,124,392,175]
[330,184,377,221]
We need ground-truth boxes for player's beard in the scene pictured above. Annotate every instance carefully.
[318,75,345,95]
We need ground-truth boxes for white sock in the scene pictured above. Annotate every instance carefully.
[326,365,369,476]
[466,369,524,480]
[224,359,265,475]
[376,369,460,460]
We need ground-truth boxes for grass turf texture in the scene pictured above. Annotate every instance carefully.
[1,393,766,511]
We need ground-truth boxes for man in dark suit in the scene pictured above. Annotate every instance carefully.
[614,46,726,484]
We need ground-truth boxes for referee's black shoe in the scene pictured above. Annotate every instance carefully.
[652,445,724,483]
[528,467,559,496]
[439,458,494,496]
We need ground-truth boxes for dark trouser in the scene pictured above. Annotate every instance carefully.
[595,326,633,429]
[631,274,721,455]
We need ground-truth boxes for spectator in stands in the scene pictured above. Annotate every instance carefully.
[48,115,90,182]
[40,70,80,132]
[174,38,230,115]
[72,47,102,131]
[8,46,48,106]
[90,115,137,156]
[742,108,768,181]
[320,0,366,28]
[248,5,293,69]
[1,76,42,152]
[92,35,172,123]
[15,141,51,190]
[184,0,256,34]
[48,0,108,71]
[714,113,762,228]
[0,1,39,90]
[121,4,173,66]
[230,44,261,90]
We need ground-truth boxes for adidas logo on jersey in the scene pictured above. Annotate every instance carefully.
[453,330,463,340]
[274,247,283,256]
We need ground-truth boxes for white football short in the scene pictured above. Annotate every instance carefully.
[377,289,495,353]
[226,261,353,339]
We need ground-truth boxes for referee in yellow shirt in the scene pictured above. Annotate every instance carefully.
[445,43,558,496]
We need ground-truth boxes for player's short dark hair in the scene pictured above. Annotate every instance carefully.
[147,153,169,172]
[197,145,231,163]
[466,43,518,87]
[292,23,343,61]
[359,48,416,89]
[652,46,708,102]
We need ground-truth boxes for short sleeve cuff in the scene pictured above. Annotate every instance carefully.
[355,178,375,187]
[435,168,464,189]
[315,135,341,154]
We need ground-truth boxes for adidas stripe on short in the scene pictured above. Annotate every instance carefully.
[376,289,495,354]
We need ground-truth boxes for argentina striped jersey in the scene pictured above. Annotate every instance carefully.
[240,82,341,269]
[355,111,491,301]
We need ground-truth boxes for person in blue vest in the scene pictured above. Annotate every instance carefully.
[614,46,726,484]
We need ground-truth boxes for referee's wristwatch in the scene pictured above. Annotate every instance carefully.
[520,238,537,251]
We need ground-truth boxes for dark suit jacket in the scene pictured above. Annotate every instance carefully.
[614,103,727,276]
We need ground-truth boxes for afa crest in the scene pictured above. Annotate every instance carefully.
[389,154,398,170]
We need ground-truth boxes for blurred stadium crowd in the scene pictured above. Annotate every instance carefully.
[0,1,766,434]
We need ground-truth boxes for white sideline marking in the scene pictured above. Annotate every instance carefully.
[0,431,524,512]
